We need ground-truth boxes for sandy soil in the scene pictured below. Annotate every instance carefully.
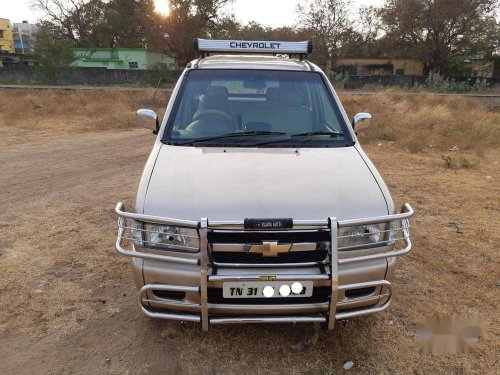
[0,90,498,374]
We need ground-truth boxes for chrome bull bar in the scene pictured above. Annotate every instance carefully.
[115,203,413,331]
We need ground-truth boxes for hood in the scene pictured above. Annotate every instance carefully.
[143,145,388,222]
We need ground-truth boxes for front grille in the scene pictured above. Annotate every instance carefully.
[208,230,331,243]
[208,229,330,265]
[207,286,331,304]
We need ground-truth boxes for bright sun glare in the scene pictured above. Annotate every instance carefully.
[154,0,169,15]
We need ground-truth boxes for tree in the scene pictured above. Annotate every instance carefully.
[163,0,235,65]
[33,0,159,48]
[33,0,107,46]
[32,21,77,82]
[95,0,158,48]
[378,0,500,74]
[296,0,378,70]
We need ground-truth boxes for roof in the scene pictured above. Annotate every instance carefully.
[194,55,317,71]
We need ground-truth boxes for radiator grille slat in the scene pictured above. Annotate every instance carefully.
[208,229,330,265]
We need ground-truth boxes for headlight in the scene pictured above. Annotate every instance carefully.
[132,222,199,252]
[338,224,383,250]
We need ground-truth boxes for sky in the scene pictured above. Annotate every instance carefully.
[1,0,385,26]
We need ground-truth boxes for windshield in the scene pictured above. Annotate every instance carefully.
[162,69,352,147]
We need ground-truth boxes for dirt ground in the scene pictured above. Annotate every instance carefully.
[0,90,498,374]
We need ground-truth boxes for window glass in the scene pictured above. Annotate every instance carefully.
[163,69,350,147]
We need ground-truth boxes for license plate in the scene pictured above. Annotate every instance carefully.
[223,281,313,299]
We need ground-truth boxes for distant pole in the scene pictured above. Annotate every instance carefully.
[20,31,25,54]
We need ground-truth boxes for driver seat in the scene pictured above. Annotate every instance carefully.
[200,86,230,111]
[184,86,238,137]
[196,86,238,125]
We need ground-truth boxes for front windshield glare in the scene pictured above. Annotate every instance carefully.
[164,69,349,146]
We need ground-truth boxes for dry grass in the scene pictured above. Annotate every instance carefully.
[2,89,497,153]
[341,92,500,153]
[0,89,499,374]
[0,89,169,149]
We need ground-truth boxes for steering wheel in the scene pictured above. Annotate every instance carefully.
[192,109,232,122]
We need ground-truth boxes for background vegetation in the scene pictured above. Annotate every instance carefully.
[32,0,499,74]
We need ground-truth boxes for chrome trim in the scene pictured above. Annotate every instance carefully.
[210,316,326,324]
[335,280,392,319]
[199,218,209,332]
[207,220,329,230]
[336,224,410,239]
[338,203,413,227]
[352,112,372,130]
[138,284,200,322]
[115,220,199,265]
[211,242,322,252]
[115,202,414,329]
[116,202,199,228]
[119,237,199,252]
[338,221,411,264]
[211,260,328,268]
[328,217,338,330]
[208,274,330,282]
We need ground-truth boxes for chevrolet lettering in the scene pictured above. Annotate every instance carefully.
[229,41,282,49]
[115,38,414,331]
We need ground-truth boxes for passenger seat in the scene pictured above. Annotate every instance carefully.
[242,89,313,134]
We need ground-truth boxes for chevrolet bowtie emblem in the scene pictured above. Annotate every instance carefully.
[249,241,292,257]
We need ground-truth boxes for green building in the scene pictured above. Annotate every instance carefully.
[72,48,176,70]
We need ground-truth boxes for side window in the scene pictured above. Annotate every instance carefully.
[317,86,342,132]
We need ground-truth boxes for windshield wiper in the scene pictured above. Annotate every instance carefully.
[291,131,344,138]
[252,131,344,147]
[174,131,286,145]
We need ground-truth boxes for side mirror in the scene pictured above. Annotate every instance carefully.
[352,112,372,132]
[137,109,159,134]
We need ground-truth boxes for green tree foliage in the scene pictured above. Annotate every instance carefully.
[33,0,498,76]
[32,21,77,82]
[378,0,500,74]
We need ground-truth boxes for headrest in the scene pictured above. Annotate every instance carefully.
[278,90,305,106]
[266,87,279,102]
[207,86,228,97]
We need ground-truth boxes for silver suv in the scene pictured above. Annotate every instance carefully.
[115,39,414,331]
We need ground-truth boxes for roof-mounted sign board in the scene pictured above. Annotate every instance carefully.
[194,39,313,55]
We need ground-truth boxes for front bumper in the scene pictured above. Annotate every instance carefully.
[115,203,413,331]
